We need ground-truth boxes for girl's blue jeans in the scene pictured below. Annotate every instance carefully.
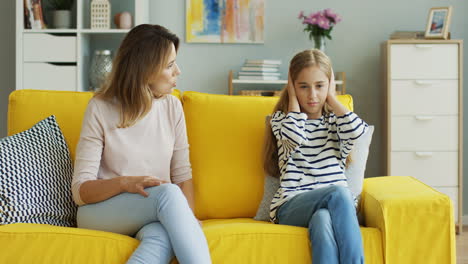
[277,185,364,264]
[77,183,211,264]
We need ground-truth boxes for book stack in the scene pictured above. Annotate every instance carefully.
[238,59,282,81]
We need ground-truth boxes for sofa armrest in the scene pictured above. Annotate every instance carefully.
[362,176,455,264]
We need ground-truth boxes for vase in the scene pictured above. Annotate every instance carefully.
[313,35,326,53]
[52,10,71,29]
[89,50,112,91]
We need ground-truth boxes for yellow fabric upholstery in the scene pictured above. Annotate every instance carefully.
[0,223,138,263]
[7,89,181,161]
[202,218,383,264]
[362,176,456,264]
[7,90,94,161]
[182,92,353,219]
[2,89,454,264]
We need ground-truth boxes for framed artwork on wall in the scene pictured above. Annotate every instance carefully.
[424,6,452,39]
[186,0,264,44]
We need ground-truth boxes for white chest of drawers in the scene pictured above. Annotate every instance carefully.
[384,40,463,233]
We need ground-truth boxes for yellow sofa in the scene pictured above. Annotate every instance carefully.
[2,89,456,264]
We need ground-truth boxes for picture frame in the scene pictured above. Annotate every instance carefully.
[424,6,452,39]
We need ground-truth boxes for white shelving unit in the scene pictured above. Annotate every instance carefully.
[16,0,149,92]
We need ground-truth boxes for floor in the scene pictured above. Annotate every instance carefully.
[457,226,468,264]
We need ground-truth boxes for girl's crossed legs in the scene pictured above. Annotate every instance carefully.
[277,185,364,264]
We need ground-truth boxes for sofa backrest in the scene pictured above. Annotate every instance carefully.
[182,91,353,220]
[7,89,353,219]
[8,90,94,161]
[7,89,181,161]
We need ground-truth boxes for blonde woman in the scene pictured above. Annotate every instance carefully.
[263,49,367,264]
[72,24,211,264]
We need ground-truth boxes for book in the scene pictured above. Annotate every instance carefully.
[24,0,34,29]
[239,76,280,81]
[239,71,281,76]
[243,63,280,68]
[31,0,46,29]
[241,67,279,72]
[245,59,282,65]
[390,31,425,39]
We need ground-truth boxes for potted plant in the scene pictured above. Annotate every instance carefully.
[298,8,342,52]
[49,0,74,29]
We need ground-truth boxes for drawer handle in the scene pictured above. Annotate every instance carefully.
[415,152,433,158]
[415,115,434,121]
[414,80,436,86]
[415,44,434,49]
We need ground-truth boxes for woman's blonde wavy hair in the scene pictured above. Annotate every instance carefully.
[263,49,350,178]
[94,24,179,128]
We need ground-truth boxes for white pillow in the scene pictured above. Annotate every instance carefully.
[345,125,374,199]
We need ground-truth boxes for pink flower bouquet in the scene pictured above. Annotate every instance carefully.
[298,8,342,49]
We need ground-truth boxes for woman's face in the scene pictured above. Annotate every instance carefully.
[148,43,181,97]
[293,66,329,119]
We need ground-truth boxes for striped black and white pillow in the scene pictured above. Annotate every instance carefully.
[0,115,77,227]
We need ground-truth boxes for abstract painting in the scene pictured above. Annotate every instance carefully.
[186,0,264,43]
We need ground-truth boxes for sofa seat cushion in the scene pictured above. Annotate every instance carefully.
[0,223,138,263]
[201,218,383,264]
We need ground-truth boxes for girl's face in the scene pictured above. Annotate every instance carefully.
[148,44,181,97]
[293,66,329,119]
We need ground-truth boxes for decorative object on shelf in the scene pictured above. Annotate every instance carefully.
[90,0,111,29]
[49,0,73,29]
[89,50,112,91]
[424,6,452,39]
[298,8,341,53]
[114,12,132,29]
[186,0,264,43]
[24,0,47,29]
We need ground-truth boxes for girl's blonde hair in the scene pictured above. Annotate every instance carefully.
[94,24,179,128]
[263,49,350,178]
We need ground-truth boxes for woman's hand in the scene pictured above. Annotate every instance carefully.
[287,72,301,113]
[120,176,168,197]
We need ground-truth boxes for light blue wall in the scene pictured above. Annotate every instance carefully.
[0,1,467,216]
[149,0,468,215]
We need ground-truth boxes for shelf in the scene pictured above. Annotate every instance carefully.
[233,80,287,84]
[80,29,130,34]
[228,70,347,95]
[22,29,131,34]
[232,79,344,85]
[23,29,78,33]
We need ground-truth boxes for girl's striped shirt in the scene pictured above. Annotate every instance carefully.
[269,111,368,222]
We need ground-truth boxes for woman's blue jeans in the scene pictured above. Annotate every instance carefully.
[277,185,364,264]
[77,184,211,264]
